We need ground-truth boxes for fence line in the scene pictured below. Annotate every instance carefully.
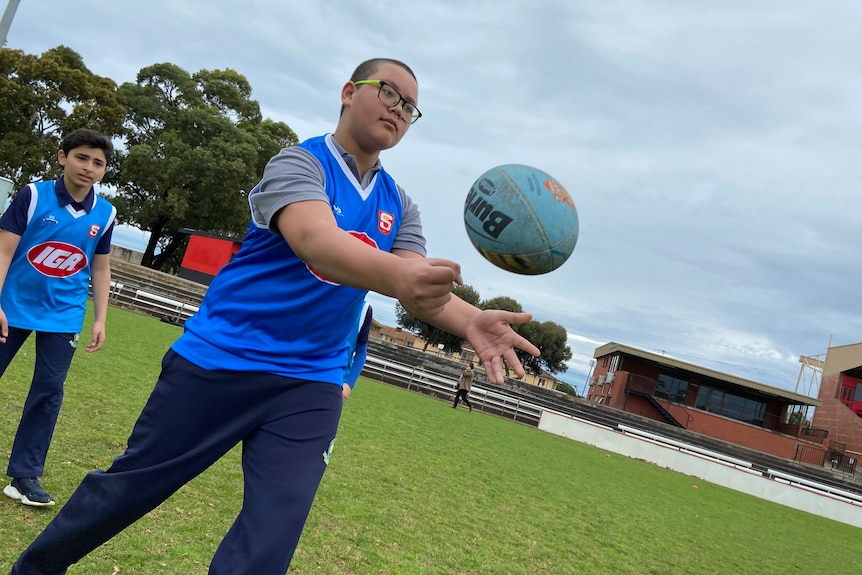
[363,355,549,425]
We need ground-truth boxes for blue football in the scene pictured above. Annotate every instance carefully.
[463,164,579,275]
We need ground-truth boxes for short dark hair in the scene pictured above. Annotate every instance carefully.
[340,58,417,116]
[350,58,416,83]
[61,128,114,162]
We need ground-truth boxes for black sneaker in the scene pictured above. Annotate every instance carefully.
[3,477,55,507]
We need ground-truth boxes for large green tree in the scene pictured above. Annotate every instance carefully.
[107,63,298,270]
[395,284,481,354]
[556,382,576,397]
[479,296,523,315]
[478,296,570,376]
[515,319,572,375]
[0,46,125,189]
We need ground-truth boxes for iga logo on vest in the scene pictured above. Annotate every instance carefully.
[27,242,88,277]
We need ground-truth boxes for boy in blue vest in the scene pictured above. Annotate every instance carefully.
[0,128,116,507]
[9,58,538,574]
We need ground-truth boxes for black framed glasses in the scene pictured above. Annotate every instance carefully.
[354,79,422,124]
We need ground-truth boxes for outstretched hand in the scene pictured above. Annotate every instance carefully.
[465,310,539,385]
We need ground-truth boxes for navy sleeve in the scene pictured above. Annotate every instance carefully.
[95,222,115,254]
[357,305,373,345]
[0,187,32,236]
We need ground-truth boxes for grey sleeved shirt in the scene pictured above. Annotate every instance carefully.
[249,140,426,256]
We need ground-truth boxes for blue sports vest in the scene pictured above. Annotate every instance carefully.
[1,181,116,332]
[173,136,404,384]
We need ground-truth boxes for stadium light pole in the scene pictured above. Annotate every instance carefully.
[582,359,595,397]
[0,0,21,47]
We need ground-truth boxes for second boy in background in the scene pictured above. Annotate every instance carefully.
[0,129,116,507]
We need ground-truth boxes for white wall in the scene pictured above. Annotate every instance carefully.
[539,410,862,529]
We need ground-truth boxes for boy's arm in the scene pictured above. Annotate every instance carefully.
[276,200,460,318]
[276,201,539,384]
[86,253,111,352]
[0,229,22,342]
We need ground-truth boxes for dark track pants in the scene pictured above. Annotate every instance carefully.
[453,389,472,409]
[10,350,343,575]
[0,328,77,478]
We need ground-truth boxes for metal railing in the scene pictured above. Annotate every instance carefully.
[794,443,827,467]
[624,374,693,428]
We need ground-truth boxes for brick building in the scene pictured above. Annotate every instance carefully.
[811,342,862,464]
[585,342,829,462]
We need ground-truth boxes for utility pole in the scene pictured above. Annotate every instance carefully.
[1,0,21,47]
[582,359,595,397]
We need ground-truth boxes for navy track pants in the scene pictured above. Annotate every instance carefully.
[0,328,78,478]
[10,349,343,575]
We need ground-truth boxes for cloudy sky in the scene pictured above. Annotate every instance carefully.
[5,0,861,394]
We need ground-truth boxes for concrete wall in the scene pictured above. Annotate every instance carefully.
[538,410,862,529]
[110,245,143,265]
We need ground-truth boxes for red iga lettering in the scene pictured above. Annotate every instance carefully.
[27,242,88,277]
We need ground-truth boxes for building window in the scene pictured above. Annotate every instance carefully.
[695,386,766,425]
[656,374,689,403]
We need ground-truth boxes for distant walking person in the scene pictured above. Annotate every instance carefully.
[453,363,474,412]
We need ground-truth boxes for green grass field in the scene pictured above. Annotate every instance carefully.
[1,306,860,574]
